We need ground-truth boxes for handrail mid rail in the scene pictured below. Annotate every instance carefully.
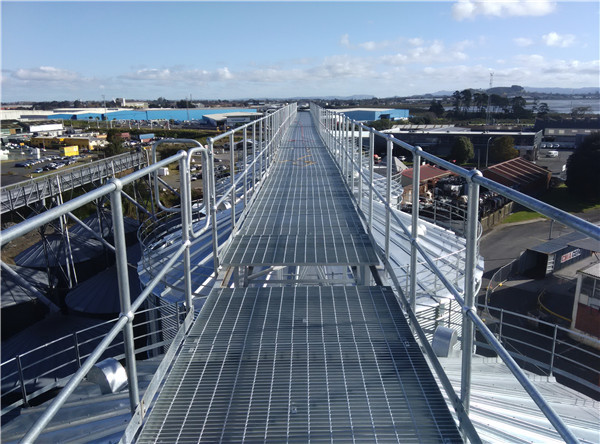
[311,104,598,443]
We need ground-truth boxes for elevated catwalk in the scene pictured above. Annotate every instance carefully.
[137,112,462,442]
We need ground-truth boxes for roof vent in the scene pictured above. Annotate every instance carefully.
[432,326,457,358]
[87,357,128,394]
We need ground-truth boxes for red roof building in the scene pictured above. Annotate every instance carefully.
[483,157,551,196]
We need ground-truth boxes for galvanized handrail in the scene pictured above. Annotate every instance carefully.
[0,302,185,416]
[0,151,148,214]
[311,104,596,443]
[206,104,297,271]
[0,144,208,443]
[0,106,297,442]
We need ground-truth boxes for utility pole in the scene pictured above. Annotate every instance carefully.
[485,72,493,126]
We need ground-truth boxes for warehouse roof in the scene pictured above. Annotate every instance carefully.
[483,157,550,193]
[204,111,261,123]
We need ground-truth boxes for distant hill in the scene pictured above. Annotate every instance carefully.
[431,86,599,96]
[523,87,599,94]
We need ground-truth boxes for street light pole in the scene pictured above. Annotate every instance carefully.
[486,136,493,168]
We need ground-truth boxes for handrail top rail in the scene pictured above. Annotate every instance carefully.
[325,109,600,241]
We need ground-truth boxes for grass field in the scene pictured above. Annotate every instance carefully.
[502,184,600,224]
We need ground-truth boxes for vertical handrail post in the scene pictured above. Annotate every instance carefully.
[110,179,139,413]
[16,355,29,407]
[369,130,374,229]
[342,117,347,178]
[179,154,193,313]
[252,123,257,187]
[410,147,422,313]
[229,133,236,230]
[73,332,82,369]
[460,169,482,432]
[385,137,393,262]
[351,121,356,194]
[259,118,263,182]
[243,126,248,209]
[549,324,558,377]
[358,125,363,209]
[208,138,219,273]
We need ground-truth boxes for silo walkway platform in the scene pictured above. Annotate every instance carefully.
[136,112,462,442]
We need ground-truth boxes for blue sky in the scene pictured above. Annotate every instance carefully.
[1,1,599,101]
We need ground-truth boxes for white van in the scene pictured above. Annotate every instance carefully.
[546,150,559,158]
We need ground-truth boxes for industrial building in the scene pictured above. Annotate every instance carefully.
[333,107,409,122]
[482,156,551,196]
[203,111,263,128]
[571,262,600,348]
[30,136,102,151]
[382,126,541,160]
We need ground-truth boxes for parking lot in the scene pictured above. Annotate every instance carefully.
[1,149,94,186]
[535,147,573,177]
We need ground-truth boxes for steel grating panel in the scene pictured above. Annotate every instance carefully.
[221,113,378,267]
[137,286,462,443]
[225,233,378,266]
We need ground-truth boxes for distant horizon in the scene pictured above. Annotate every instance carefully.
[1,85,599,105]
[2,1,598,102]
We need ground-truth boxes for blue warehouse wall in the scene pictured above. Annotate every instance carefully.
[342,109,409,122]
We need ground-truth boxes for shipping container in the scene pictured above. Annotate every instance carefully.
[60,145,79,157]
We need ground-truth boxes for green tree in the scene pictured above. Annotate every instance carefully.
[103,129,126,157]
[473,92,488,113]
[460,89,472,113]
[489,136,518,163]
[511,96,528,118]
[428,100,445,117]
[571,106,592,118]
[450,136,474,164]
[452,90,461,113]
[368,119,393,131]
[537,102,550,117]
[566,132,600,201]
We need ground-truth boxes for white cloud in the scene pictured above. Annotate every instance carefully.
[310,55,375,79]
[359,41,377,51]
[121,68,171,80]
[408,38,424,47]
[340,34,395,51]
[382,40,468,65]
[119,67,234,83]
[340,34,350,48]
[13,66,80,82]
[542,32,575,47]
[513,37,534,47]
[452,0,556,21]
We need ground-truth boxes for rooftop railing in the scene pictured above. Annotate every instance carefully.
[311,103,599,442]
[0,103,297,442]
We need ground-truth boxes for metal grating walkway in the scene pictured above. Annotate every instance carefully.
[136,112,462,442]
[222,113,379,267]
[137,287,461,443]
